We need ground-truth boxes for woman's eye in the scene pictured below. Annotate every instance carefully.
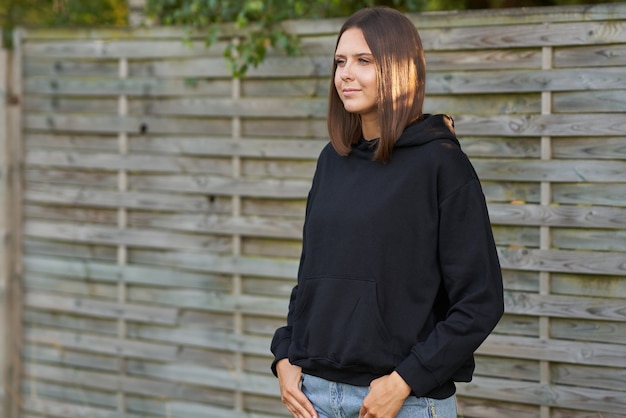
[359,58,370,64]
[335,59,346,66]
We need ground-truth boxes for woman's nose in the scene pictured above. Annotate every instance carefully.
[340,62,354,80]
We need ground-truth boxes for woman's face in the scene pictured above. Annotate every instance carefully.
[334,28,378,121]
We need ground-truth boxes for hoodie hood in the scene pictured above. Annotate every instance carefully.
[353,113,459,154]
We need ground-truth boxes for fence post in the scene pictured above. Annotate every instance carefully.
[0,28,23,418]
[1,29,10,418]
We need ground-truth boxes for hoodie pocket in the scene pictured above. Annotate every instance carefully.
[290,276,394,372]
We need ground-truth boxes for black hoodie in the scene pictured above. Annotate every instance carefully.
[271,114,504,399]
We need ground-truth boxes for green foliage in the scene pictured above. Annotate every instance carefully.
[147,0,303,77]
[0,0,128,47]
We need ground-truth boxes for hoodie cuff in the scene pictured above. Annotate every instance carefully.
[270,336,291,377]
[395,353,440,397]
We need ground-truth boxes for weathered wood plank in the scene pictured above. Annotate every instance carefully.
[130,249,299,279]
[456,114,626,137]
[25,328,179,361]
[24,292,178,324]
[25,204,118,225]
[25,133,119,152]
[504,291,626,322]
[553,90,626,113]
[478,334,626,367]
[553,137,626,160]
[25,114,232,135]
[23,309,118,336]
[25,96,120,113]
[493,314,538,337]
[475,354,538,382]
[552,409,626,418]
[498,247,626,276]
[23,240,118,263]
[25,75,232,96]
[23,255,232,290]
[554,44,626,68]
[24,221,233,252]
[241,78,327,98]
[553,228,626,252]
[23,380,118,410]
[488,203,626,229]
[242,237,303,259]
[25,342,118,373]
[552,318,626,345]
[23,39,227,59]
[456,397,539,418]
[25,184,232,213]
[421,21,626,50]
[24,251,297,282]
[502,270,539,293]
[241,197,306,218]
[553,183,626,206]
[129,137,326,160]
[24,58,119,77]
[28,372,238,412]
[473,159,626,182]
[25,150,233,175]
[242,159,316,180]
[22,397,142,418]
[127,287,287,317]
[20,376,239,418]
[126,323,270,357]
[149,97,328,118]
[553,363,626,392]
[26,168,118,188]
[125,359,279,397]
[552,273,626,299]
[427,95,541,116]
[24,273,118,299]
[129,174,312,198]
[481,181,541,204]
[125,397,279,418]
[492,225,538,247]
[426,49,541,71]
[128,212,304,239]
[427,67,626,94]
[457,376,626,414]
[25,359,280,400]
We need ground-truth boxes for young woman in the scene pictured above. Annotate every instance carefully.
[271,7,504,418]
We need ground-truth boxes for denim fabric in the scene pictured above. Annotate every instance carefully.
[301,373,457,418]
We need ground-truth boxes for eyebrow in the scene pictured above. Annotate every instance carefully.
[334,52,374,58]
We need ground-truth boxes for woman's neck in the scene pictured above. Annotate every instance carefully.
[361,115,381,141]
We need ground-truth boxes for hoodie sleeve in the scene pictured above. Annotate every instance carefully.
[270,283,298,376]
[395,170,504,396]
[269,146,327,376]
[270,197,310,377]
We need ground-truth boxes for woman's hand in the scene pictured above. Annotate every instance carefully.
[276,358,318,418]
[359,371,411,418]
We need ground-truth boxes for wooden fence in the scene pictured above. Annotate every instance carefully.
[1,2,626,417]
[0,30,8,417]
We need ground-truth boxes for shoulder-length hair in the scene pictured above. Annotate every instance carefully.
[328,7,426,163]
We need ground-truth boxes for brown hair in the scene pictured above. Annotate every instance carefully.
[327,7,426,163]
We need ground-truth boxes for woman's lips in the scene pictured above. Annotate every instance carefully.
[342,88,360,96]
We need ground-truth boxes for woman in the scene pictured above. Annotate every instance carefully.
[271,7,504,418]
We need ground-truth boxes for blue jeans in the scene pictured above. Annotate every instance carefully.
[301,373,457,418]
